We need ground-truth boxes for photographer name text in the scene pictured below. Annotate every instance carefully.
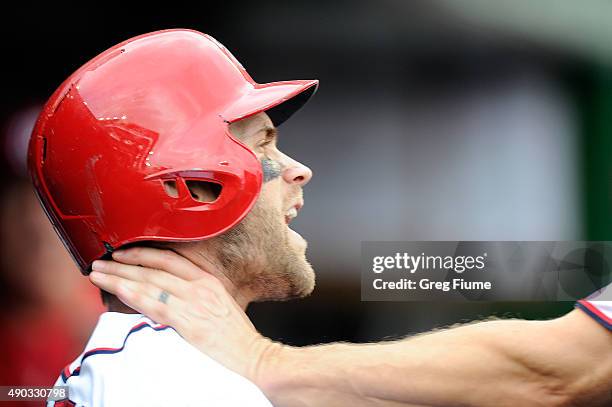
[371,252,492,292]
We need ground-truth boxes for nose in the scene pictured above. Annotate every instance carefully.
[282,158,313,187]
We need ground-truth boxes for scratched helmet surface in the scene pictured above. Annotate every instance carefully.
[28,29,318,273]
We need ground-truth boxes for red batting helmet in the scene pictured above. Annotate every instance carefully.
[28,29,318,273]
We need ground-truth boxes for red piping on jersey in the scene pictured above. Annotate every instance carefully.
[578,300,611,324]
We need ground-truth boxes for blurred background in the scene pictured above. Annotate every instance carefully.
[2,0,612,399]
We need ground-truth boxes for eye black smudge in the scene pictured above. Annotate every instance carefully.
[261,158,282,182]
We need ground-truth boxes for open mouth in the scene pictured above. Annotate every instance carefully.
[285,207,298,225]
[284,203,302,225]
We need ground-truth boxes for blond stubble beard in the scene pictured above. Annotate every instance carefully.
[196,196,315,302]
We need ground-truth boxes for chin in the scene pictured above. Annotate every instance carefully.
[256,238,316,302]
[284,244,316,299]
[287,226,315,293]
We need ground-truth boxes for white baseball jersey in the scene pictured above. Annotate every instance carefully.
[48,312,273,407]
[576,283,611,331]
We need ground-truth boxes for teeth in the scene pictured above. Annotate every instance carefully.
[286,207,298,219]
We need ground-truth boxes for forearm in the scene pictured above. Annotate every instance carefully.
[260,339,502,407]
[259,327,552,407]
[257,314,611,407]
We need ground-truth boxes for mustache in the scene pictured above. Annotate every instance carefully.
[284,189,304,210]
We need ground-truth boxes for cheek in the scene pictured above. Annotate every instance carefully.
[261,158,283,183]
[258,181,284,212]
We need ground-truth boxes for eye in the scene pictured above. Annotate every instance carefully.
[258,136,276,149]
[258,139,272,148]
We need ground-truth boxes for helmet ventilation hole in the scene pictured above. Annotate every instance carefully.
[162,180,179,198]
[185,180,222,203]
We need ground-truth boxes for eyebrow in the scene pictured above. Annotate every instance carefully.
[255,125,278,141]
[230,123,277,142]
[258,126,277,137]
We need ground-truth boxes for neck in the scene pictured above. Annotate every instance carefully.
[107,296,139,313]
[107,246,255,314]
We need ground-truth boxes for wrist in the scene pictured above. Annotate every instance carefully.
[250,339,298,398]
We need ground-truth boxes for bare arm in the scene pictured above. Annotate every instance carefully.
[90,248,612,406]
[258,310,612,406]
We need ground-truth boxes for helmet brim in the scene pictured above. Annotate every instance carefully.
[222,79,319,127]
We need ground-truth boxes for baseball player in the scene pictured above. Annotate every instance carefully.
[29,29,318,406]
[30,29,611,406]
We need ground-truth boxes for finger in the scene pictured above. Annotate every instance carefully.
[92,260,189,298]
[90,271,158,302]
[111,247,202,280]
[89,272,191,330]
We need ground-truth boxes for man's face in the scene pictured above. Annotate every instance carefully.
[188,112,315,302]
[229,112,312,255]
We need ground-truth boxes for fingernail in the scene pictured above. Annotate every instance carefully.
[92,260,106,271]
[90,271,105,281]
